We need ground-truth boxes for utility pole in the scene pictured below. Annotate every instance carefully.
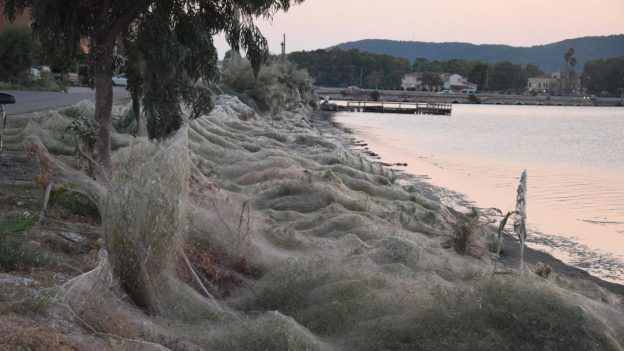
[281,33,286,64]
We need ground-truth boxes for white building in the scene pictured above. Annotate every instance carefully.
[402,72,477,92]
[527,75,554,93]
[442,73,478,92]
[526,72,581,95]
[401,72,424,90]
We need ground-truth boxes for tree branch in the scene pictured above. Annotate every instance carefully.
[105,0,152,41]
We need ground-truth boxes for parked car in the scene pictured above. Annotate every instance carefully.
[438,89,452,94]
[34,65,51,73]
[112,73,128,86]
[30,67,41,80]
[67,73,79,85]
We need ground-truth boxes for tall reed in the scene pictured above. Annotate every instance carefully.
[514,170,528,274]
[494,170,527,275]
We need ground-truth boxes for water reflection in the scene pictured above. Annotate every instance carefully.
[333,104,624,283]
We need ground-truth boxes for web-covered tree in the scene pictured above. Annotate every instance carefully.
[3,0,303,175]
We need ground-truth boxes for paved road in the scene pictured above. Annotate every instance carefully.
[0,86,129,115]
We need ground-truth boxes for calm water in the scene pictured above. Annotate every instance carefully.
[333,104,624,283]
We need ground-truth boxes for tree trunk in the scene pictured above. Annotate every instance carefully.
[93,39,115,178]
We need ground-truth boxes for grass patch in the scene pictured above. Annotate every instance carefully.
[48,188,100,220]
[0,78,68,92]
[0,215,36,235]
[7,289,54,316]
[0,236,50,272]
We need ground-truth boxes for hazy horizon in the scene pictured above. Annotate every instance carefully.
[214,0,624,57]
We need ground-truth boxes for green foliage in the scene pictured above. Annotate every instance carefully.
[335,36,624,74]
[0,78,67,92]
[63,117,99,149]
[0,25,39,83]
[220,59,315,114]
[0,23,73,91]
[4,0,305,151]
[0,235,50,271]
[0,215,36,235]
[415,58,476,76]
[489,61,526,93]
[467,61,490,90]
[524,63,543,78]
[582,57,624,96]
[564,48,577,70]
[49,189,101,219]
[8,289,54,315]
[421,72,443,90]
[121,1,304,139]
[414,58,542,92]
[288,48,411,89]
[290,48,546,92]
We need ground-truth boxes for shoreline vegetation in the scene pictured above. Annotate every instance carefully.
[313,110,624,297]
[1,60,624,350]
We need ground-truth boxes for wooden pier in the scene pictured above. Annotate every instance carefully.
[321,100,452,115]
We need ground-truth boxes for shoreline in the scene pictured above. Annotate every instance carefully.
[3,96,624,349]
[316,87,624,107]
[312,110,624,297]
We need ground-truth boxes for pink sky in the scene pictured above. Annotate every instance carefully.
[214,0,623,57]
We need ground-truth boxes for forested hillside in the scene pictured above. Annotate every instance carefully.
[334,35,624,74]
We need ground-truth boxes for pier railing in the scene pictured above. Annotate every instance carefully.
[326,100,452,115]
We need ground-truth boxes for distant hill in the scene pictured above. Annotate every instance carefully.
[334,35,624,73]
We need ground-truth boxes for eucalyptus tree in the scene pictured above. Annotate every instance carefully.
[3,0,303,175]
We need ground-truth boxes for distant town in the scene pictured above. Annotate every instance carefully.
[399,70,585,96]
[289,47,624,101]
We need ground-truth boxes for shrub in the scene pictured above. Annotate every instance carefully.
[0,235,50,271]
[0,25,39,83]
[535,262,553,278]
[63,117,100,178]
[449,208,480,255]
[220,59,315,114]
[8,289,54,315]
[105,131,189,312]
[48,188,101,220]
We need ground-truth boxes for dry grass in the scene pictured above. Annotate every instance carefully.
[0,315,90,351]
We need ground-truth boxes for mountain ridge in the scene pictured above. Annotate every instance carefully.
[333,35,624,73]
